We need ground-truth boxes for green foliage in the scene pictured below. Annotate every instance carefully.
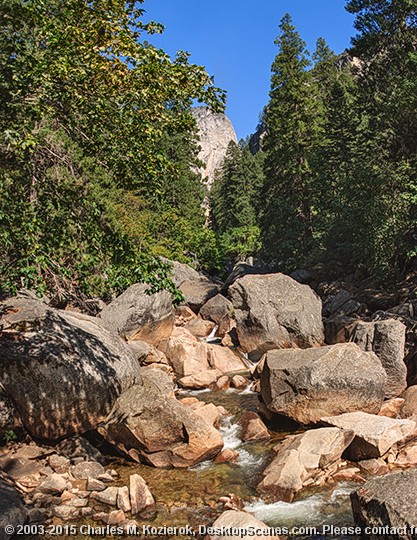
[210,141,264,262]
[4,430,17,443]
[261,14,323,268]
[0,0,225,302]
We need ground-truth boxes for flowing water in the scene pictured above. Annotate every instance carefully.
[51,388,357,539]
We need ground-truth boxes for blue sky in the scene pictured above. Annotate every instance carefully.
[144,0,356,139]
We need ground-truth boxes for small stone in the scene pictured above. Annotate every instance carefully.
[117,486,131,513]
[61,491,76,503]
[130,474,156,517]
[91,487,119,506]
[110,469,119,478]
[214,449,239,463]
[358,458,390,476]
[52,505,79,520]
[80,507,94,518]
[379,398,405,419]
[48,454,70,474]
[92,512,109,524]
[39,466,54,477]
[86,477,106,492]
[68,496,88,508]
[28,508,49,523]
[97,472,114,483]
[231,375,249,389]
[214,375,230,391]
[332,467,366,483]
[108,510,126,526]
[72,461,105,480]
[238,412,270,442]
[37,474,71,495]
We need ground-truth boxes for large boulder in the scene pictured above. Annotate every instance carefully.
[261,343,387,425]
[179,280,219,314]
[257,427,354,503]
[207,345,247,373]
[351,469,417,539]
[400,386,417,418]
[200,294,235,337]
[0,298,141,441]
[0,478,28,540]
[100,283,174,345]
[349,319,407,398]
[98,369,223,468]
[205,510,280,540]
[159,327,209,377]
[229,274,324,360]
[321,411,415,460]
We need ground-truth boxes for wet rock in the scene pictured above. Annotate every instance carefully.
[350,319,407,398]
[117,486,131,513]
[130,474,156,517]
[400,386,417,418]
[206,510,280,540]
[0,478,28,539]
[127,340,168,366]
[351,469,417,538]
[200,295,235,337]
[100,283,174,345]
[72,461,105,480]
[91,486,119,506]
[261,344,387,424]
[178,369,222,390]
[208,345,247,374]
[213,375,230,391]
[321,411,416,460]
[231,375,249,389]
[37,474,71,495]
[98,370,223,468]
[0,297,141,441]
[159,327,209,377]
[52,505,79,520]
[185,317,216,338]
[190,402,221,429]
[215,449,240,463]
[379,398,405,418]
[257,427,354,503]
[238,412,270,442]
[228,273,324,361]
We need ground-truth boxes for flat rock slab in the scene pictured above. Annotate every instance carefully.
[257,427,354,502]
[351,469,417,539]
[261,343,387,424]
[322,411,416,460]
[206,510,280,540]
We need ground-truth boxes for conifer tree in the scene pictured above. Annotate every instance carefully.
[261,14,322,267]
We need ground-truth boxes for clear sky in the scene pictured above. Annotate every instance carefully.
[144,0,356,140]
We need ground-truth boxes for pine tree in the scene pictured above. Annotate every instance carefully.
[210,141,264,261]
[261,14,322,267]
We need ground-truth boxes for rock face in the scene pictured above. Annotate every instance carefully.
[229,274,324,360]
[261,344,387,424]
[100,283,174,345]
[206,510,280,540]
[98,369,223,468]
[0,479,28,540]
[351,469,417,539]
[192,107,238,190]
[321,412,415,460]
[0,297,141,441]
[257,428,354,503]
[350,319,407,398]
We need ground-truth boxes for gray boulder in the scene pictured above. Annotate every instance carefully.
[200,294,235,336]
[0,297,141,441]
[98,369,223,468]
[0,478,27,540]
[350,319,407,398]
[206,510,279,540]
[229,273,324,360]
[351,469,417,539]
[261,343,387,424]
[257,427,354,502]
[321,411,415,460]
[100,283,174,345]
[179,280,219,314]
